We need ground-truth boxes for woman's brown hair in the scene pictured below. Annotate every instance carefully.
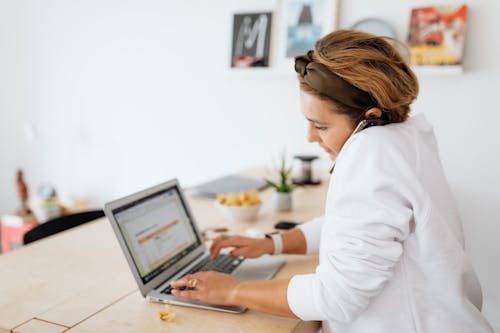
[299,29,419,125]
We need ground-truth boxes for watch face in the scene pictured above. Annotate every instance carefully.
[350,18,396,38]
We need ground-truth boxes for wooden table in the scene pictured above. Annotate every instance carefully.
[0,178,328,333]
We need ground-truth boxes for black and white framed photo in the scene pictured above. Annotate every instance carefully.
[231,12,273,68]
[277,0,338,69]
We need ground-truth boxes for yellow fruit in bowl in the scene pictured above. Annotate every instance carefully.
[216,190,262,221]
[216,190,261,207]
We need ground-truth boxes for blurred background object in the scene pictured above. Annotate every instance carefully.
[350,17,396,38]
[29,184,61,223]
[292,155,320,185]
[15,169,32,216]
[23,209,104,245]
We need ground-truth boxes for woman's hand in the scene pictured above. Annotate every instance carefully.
[172,272,296,318]
[170,271,240,306]
[209,235,273,259]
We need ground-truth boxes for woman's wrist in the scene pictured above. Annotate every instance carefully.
[229,280,247,305]
[265,233,283,255]
[262,237,275,255]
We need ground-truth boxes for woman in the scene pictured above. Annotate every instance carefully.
[171,30,493,332]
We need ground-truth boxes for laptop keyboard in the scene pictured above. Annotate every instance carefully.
[162,254,244,295]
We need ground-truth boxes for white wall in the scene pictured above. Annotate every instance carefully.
[0,0,499,328]
[0,0,324,205]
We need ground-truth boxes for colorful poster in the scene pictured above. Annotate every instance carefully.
[407,4,468,66]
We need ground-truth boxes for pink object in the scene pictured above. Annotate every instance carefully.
[1,218,39,252]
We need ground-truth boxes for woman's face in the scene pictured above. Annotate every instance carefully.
[300,91,356,160]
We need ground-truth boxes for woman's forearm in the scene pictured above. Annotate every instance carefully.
[227,229,305,316]
[281,228,307,255]
[230,228,306,315]
[230,278,297,318]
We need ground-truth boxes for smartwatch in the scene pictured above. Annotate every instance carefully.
[265,232,283,255]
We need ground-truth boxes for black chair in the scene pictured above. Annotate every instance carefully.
[23,210,105,245]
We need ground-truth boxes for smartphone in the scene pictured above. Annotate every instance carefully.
[274,221,299,230]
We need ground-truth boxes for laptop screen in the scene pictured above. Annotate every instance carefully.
[112,185,202,284]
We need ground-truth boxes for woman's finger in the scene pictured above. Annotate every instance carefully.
[170,273,196,288]
[209,238,222,258]
[171,288,198,300]
[229,247,250,257]
[210,236,243,259]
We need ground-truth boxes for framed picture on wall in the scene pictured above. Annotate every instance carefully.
[231,12,273,68]
[276,0,338,70]
[406,4,468,66]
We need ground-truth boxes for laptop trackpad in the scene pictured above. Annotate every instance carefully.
[233,255,285,280]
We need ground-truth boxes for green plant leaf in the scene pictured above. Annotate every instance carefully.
[265,179,279,190]
[267,153,295,193]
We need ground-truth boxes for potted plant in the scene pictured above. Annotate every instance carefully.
[265,155,295,211]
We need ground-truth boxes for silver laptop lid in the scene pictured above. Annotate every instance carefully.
[104,179,206,296]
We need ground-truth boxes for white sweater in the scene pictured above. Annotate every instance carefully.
[287,114,493,333]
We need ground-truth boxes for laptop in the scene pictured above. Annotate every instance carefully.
[190,174,268,198]
[104,179,284,313]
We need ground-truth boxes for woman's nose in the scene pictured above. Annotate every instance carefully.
[307,124,319,143]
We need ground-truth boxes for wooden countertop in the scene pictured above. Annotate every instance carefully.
[0,176,328,333]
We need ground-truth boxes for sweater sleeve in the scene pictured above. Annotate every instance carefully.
[287,130,418,323]
[297,216,324,255]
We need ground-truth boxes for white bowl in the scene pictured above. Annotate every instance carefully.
[216,202,262,222]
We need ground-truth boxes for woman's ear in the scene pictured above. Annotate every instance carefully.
[364,107,382,119]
